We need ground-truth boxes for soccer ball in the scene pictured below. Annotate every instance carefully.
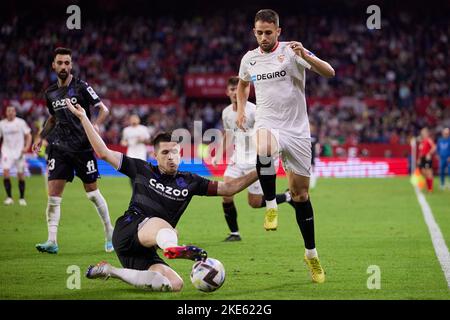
[190,258,225,292]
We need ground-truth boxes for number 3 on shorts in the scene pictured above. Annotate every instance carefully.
[48,158,55,171]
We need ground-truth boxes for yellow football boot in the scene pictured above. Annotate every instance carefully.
[304,255,325,283]
[264,208,278,231]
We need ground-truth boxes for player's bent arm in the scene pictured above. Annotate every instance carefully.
[33,116,56,153]
[303,53,335,78]
[290,42,335,78]
[93,102,109,127]
[79,115,121,169]
[236,79,250,115]
[39,116,56,139]
[236,79,251,130]
[216,170,258,196]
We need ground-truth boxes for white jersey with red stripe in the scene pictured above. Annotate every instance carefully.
[238,41,311,138]
[0,117,31,159]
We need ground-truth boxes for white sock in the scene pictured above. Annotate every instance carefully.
[285,191,292,202]
[86,189,114,241]
[109,267,172,291]
[46,196,62,243]
[305,248,318,259]
[156,228,178,249]
[230,231,240,236]
[266,199,277,210]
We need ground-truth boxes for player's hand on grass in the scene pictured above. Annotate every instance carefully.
[32,137,42,154]
[236,112,247,131]
[65,98,86,119]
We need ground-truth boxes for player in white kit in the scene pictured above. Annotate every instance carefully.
[0,106,32,206]
[236,9,335,283]
[212,77,291,241]
[121,114,150,161]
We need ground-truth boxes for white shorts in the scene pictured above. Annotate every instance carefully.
[126,152,147,162]
[1,153,26,173]
[274,131,312,177]
[224,163,263,195]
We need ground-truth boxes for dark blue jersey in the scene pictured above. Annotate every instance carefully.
[44,77,101,152]
[118,155,217,227]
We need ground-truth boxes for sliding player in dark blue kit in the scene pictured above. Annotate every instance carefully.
[65,99,259,292]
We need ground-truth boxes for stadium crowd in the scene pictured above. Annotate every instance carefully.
[1,6,449,148]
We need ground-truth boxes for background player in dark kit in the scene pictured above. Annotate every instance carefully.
[32,47,114,254]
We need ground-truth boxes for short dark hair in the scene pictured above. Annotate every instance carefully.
[227,76,239,87]
[255,9,280,27]
[152,132,176,150]
[54,47,72,59]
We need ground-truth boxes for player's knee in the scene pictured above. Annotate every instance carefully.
[291,189,309,202]
[84,183,98,193]
[222,196,234,204]
[171,278,184,292]
[48,190,63,197]
[257,149,271,157]
[248,198,262,208]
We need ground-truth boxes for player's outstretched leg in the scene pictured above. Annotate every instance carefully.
[86,261,172,292]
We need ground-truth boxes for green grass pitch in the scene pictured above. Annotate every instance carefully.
[0,175,449,299]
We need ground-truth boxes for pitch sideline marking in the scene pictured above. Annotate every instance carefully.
[414,186,450,289]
